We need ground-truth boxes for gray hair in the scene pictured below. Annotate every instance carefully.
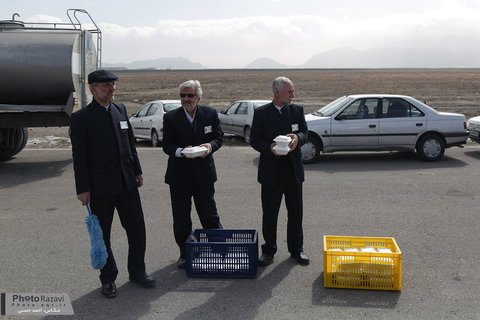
[272,76,293,95]
[179,80,202,99]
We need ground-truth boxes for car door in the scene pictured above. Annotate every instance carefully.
[143,102,160,136]
[158,102,182,139]
[231,102,249,136]
[220,102,240,134]
[330,98,380,147]
[130,103,152,139]
[378,98,426,147]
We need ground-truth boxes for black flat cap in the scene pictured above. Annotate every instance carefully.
[88,70,119,84]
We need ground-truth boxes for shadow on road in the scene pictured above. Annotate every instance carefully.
[174,259,294,320]
[40,259,295,320]
[41,263,184,320]
[463,149,480,160]
[250,151,467,173]
[0,158,72,189]
[303,152,467,173]
[312,273,400,308]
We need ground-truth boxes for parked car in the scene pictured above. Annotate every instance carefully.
[129,100,181,147]
[219,100,270,143]
[301,94,468,163]
[467,116,480,143]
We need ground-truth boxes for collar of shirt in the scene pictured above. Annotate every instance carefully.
[183,106,197,123]
[274,104,284,114]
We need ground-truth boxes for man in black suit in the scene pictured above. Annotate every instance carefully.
[163,80,223,269]
[250,76,309,266]
[71,70,155,298]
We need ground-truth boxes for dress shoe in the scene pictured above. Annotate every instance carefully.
[177,257,186,269]
[258,254,274,266]
[101,282,117,298]
[129,273,156,288]
[291,251,310,265]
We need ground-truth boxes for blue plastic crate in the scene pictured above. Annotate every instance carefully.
[185,229,258,278]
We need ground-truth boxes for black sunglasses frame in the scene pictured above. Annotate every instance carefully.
[180,93,197,98]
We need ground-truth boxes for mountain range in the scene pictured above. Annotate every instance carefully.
[104,47,480,70]
[104,57,204,70]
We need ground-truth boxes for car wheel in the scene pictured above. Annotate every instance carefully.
[244,126,251,144]
[416,133,445,161]
[151,130,161,148]
[301,135,321,164]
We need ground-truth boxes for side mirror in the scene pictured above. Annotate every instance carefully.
[220,110,226,114]
[132,113,137,117]
[335,114,347,120]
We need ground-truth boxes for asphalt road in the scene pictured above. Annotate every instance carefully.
[1,146,480,320]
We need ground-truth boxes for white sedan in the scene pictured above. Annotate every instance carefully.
[219,100,270,144]
[301,94,468,163]
[129,100,181,147]
[467,116,480,143]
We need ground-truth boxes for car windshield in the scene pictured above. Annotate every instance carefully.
[313,96,354,116]
[163,103,182,112]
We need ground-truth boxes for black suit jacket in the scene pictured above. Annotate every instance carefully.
[163,105,222,187]
[250,102,308,188]
[71,99,142,196]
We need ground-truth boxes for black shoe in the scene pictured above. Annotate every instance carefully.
[101,282,117,298]
[129,273,156,288]
[258,254,274,266]
[291,251,310,265]
[177,257,186,269]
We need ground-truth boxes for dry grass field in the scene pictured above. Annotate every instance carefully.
[114,68,480,117]
[26,69,480,147]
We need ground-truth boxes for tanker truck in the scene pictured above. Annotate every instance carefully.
[0,9,101,160]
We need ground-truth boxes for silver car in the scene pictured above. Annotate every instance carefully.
[129,100,181,147]
[467,116,480,143]
[219,100,270,144]
[301,94,468,163]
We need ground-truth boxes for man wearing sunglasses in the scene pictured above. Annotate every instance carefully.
[162,80,223,269]
[71,70,156,298]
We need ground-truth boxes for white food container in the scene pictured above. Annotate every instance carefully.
[182,146,208,158]
[273,135,291,155]
[273,145,290,155]
[274,135,292,147]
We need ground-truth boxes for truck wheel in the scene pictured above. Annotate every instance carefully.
[11,128,29,157]
[0,128,28,161]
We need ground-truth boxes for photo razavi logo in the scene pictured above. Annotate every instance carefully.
[1,293,74,315]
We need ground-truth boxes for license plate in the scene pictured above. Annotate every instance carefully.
[470,131,479,137]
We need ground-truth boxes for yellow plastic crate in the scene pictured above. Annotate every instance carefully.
[323,235,402,291]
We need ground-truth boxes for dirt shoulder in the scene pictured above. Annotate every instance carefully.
[24,68,480,148]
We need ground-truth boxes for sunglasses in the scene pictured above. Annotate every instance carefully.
[180,93,196,98]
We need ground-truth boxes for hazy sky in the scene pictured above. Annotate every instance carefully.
[3,0,480,68]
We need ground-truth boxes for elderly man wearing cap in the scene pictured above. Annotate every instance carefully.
[71,70,155,298]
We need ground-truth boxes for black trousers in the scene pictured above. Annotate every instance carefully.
[169,182,222,258]
[90,187,146,284]
[260,160,304,256]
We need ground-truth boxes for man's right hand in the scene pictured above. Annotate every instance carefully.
[77,191,90,206]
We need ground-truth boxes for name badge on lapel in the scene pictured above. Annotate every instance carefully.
[291,124,299,132]
[120,121,129,129]
[204,125,212,134]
